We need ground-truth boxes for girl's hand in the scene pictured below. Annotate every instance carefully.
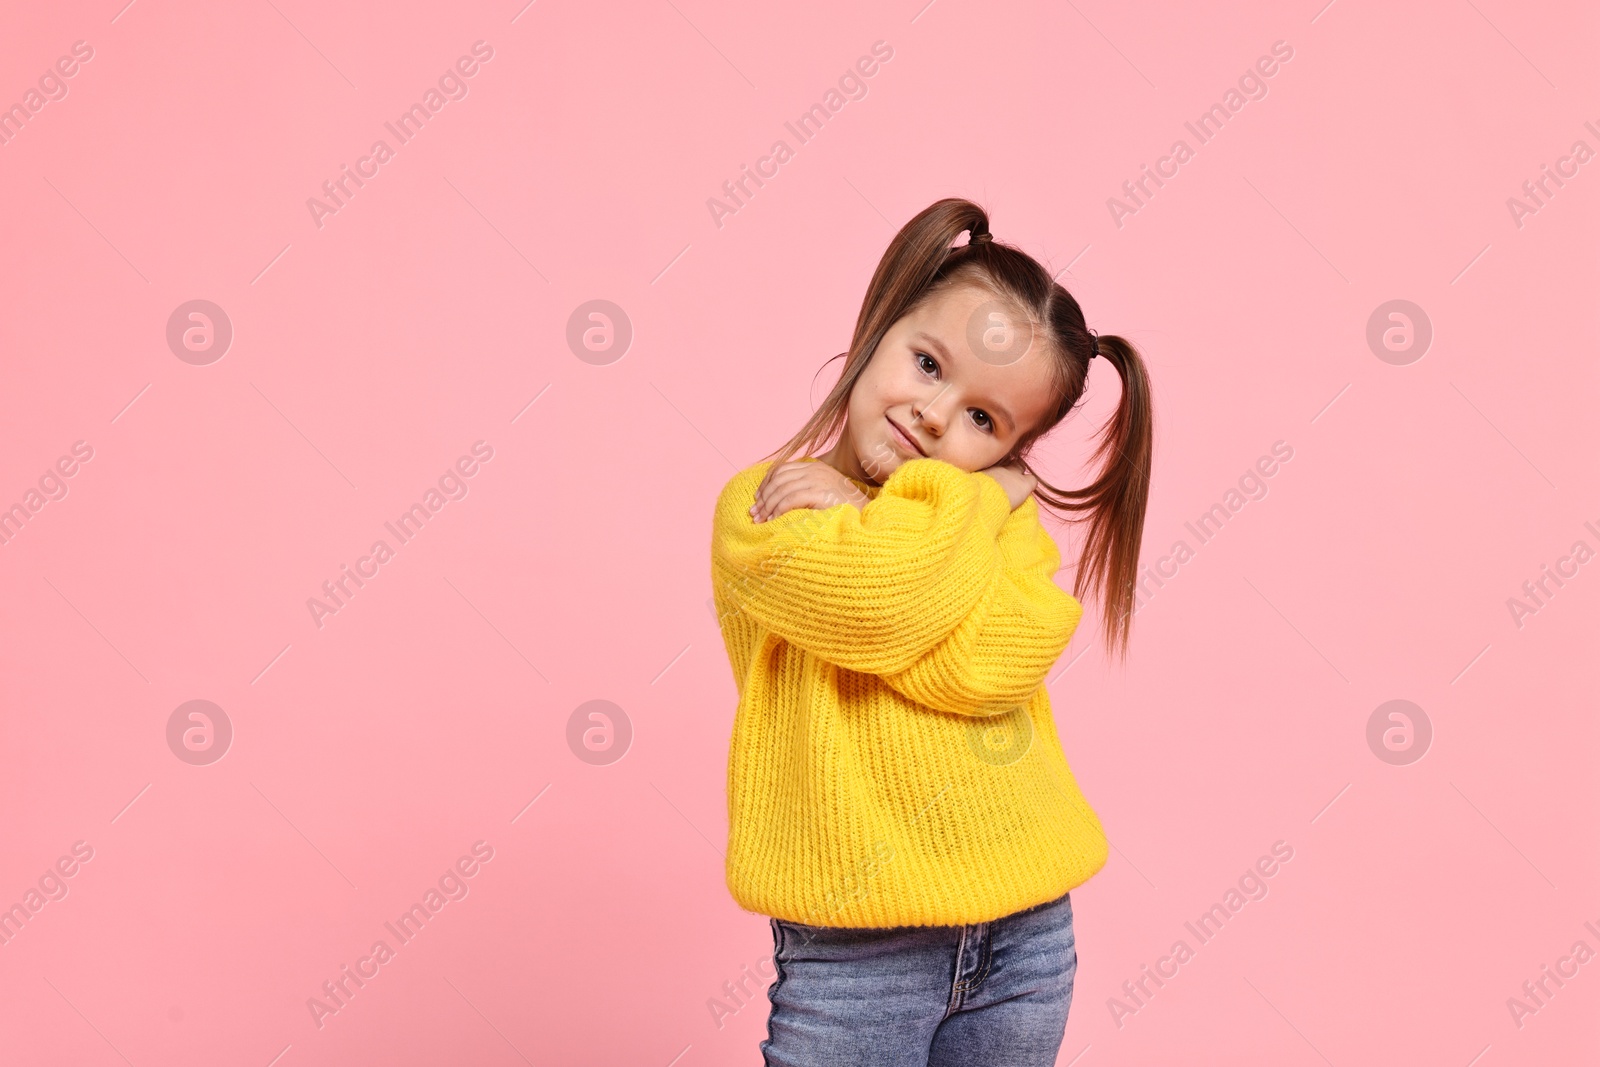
[978,461,1038,511]
[751,461,871,523]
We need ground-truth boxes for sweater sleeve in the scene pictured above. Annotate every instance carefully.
[877,496,1084,717]
[710,457,1016,676]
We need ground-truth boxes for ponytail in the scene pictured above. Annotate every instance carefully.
[1026,332,1153,661]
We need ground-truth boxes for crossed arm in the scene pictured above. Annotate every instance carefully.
[711,457,1083,717]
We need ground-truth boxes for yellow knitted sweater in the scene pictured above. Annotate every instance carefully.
[710,456,1109,928]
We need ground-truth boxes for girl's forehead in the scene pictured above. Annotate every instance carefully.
[907,292,1053,376]
[917,284,1039,347]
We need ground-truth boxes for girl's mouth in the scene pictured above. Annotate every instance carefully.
[887,417,926,456]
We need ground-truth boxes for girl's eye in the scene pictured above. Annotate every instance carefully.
[915,352,995,433]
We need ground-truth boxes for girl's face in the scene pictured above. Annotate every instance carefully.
[825,282,1059,486]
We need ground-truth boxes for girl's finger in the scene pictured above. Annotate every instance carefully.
[754,465,812,516]
[767,486,823,520]
[762,488,800,519]
[753,466,791,506]
[752,482,787,521]
[755,460,803,493]
[754,462,837,519]
[754,469,787,512]
[763,464,811,493]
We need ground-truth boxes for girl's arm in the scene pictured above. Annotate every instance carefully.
[711,457,1071,685]
[972,461,1037,511]
[877,497,1083,718]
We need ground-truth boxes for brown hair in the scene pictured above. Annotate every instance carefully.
[761,197,1154,659]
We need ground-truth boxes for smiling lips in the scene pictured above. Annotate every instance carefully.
[887,417,926,456]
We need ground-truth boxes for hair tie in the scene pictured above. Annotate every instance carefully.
[1088,329,1100,361]
[969,226,992,245]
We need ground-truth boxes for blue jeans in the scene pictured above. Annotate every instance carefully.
[760,890,1077,1066]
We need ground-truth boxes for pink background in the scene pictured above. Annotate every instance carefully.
[1,0,1596,1063]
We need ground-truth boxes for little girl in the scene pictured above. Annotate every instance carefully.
[709,197,1153,1065]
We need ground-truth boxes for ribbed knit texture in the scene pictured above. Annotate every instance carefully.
[710,456,1109,928]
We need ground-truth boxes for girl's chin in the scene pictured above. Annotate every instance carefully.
[856,448,903,485]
